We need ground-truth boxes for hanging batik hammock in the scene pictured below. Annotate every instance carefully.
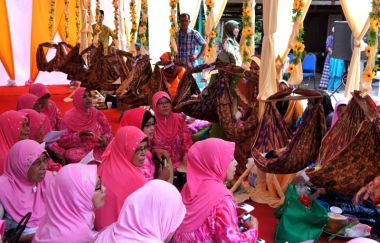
[307,91,380,195]
[251,88,327,174]
[37,42,73,72]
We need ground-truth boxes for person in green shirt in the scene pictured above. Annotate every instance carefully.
[93,10,116,55]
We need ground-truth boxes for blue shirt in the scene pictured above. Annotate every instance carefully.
[176,28,206,67]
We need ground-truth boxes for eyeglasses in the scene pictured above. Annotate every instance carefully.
[135,146,148,154]
[31,152,50,168]
[95,177,103,191]
[157,100,171,106]
[144,122,156,128]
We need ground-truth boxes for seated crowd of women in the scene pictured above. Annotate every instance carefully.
[0,84,262,242]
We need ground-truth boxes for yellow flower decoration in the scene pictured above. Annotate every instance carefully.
[209,31,216,38]
[365,46,372,57]
[242,27,253,36]
[293,1,300,10]
[370,19,380,31]
[169,27,177,35]
[243,8,252,17]
[299,0,305,9]
[288,64,296,73]
[299,22,304,29]
[363,69,375,81]
[140,36,146,44]
[170,0,176,4]
[132,23,138,30]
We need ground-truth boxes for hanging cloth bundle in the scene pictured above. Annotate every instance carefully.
[37,42,73,72]
[307,91,380,195]
[115,54,152,106]
[252,88,326,174]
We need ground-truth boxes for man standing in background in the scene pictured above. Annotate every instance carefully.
[93,10,116,55]
[176,13,207,68]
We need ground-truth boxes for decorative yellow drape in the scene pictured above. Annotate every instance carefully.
[80,0,89,53]
[340,0,372,97]
[125,0,141,53]
[250,0,296,208]
[179,0,202,29]
[57,0,82,46]
[0,0,15,80]
[30,0,65,81]
[257,0,278,101]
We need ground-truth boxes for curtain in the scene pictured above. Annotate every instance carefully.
[340,0,372,97]
[179,0,202,29]
[0,0,15,80]
[30,0,65,81]
[257,0,279,101]
[148,0,170,63]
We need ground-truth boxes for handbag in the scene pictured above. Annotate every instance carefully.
[3,212,32,243]
[274,185,328,243]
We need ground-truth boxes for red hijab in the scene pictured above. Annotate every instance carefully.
[62,88,98,132]
[16,93,38,110]
[95,126,147,230]
[177,138,235,233]
[152,91,182,143]
[19,109,51,143]
[0,111,28,175]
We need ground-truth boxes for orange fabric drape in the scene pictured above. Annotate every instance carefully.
[30,0,65,81]
[57,0,82,46]
[0,0,15,80]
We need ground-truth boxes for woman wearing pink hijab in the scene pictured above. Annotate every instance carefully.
[59,88,113,163]
[152,91,192,171]
[95,126,148,230]
[94,180,186,243]
[0,110,30,175]
[16,93,40,111]
[29,83,63,130]
[33,163,105,243]
[331,99,349,128]
[120,108,171,181]
[18,109,51,143]
[174,138,259,242]
[0,139,52,241]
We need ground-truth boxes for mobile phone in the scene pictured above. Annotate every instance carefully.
[161,158,167,168]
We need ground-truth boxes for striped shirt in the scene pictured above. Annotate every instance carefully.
[176,28,206,67]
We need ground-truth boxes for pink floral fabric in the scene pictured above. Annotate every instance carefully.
[138,154,155,181]
[58,111,112,163]
[174,196,258,243]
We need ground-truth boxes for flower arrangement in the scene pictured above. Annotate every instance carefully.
[169,0,178,58]
[361,0,380,94]
[93,0,101,45]
[113,0,119,47]
[129,0,138,55]
[139,0,148,55]
[286,0,306,85]
[64,0,70,42]
[48,0,56,42]
[87,0,93,44]
[204,0,217,64]
[240,0,254,70]
[75,0,80,43]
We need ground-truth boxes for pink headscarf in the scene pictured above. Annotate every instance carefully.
[16,93,38,110]
[19,109,51,143]
[177,138,235,233]
[95,126,147,230]
[29,83,50,99]
[331,99,349,127]
[33,164,97,243]
[120,108,147,128]
[94,180,186,243]
[152,91,182,143]
[0,140,53,228]
[0,111,28,175]
[29,83,60,129]
[63,87,98,132]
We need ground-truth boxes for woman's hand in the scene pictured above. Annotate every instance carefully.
[243,216,259,230]
[152,148,170,160]
[98,135,108,147]
[157,165,171,181]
